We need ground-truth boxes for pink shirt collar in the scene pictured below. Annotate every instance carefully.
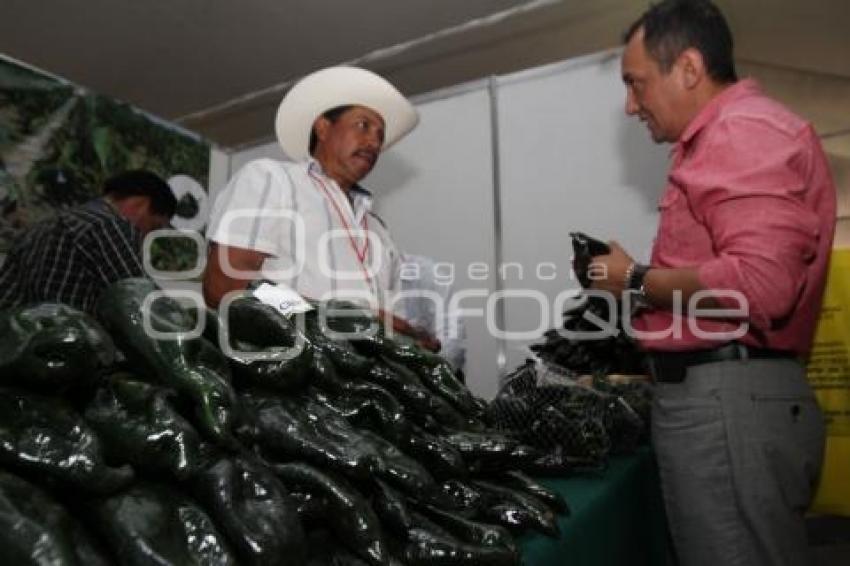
[677,78,761,147]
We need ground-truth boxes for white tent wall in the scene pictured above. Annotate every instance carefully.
[494,50,668,374]
[364,85,502,399]
[216,49,671,398]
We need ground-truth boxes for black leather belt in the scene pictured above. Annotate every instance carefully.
[648,343,798,383]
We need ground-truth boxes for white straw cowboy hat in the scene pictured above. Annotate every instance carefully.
[275,66,419,161]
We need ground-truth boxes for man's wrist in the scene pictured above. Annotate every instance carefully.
[625,263,652,307]
[623,262,637,293]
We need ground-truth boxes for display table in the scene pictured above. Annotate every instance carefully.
[520,446,669,565]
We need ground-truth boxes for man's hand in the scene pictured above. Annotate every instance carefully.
[407,326,442,353]
[378,308,441,353]
[588,241,635,296]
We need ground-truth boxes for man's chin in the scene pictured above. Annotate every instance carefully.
[648,128,668,144]
[352,160,376,177]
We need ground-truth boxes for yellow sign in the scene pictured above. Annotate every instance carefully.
[808,248,850,515]
[808,248,850,436]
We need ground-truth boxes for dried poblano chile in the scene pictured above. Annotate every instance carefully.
[97,278,239,448]
[190,455,307,566]
[0,387,133,494]
[88,482,238,566]
[84,374,209,481]
[0,303,115,393]
[0,471,111,566]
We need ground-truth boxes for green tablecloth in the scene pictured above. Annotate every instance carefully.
[520,446,669,565]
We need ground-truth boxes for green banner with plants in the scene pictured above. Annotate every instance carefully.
[0,57,209,271]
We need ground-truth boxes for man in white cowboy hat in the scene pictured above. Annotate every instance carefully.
[203,66,439,349]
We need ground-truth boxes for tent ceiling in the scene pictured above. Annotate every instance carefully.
[1,0,848,149]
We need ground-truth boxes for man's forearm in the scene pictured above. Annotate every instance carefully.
[642,267,719,311]
[202,273,250,308]
[588,242,723,313]
[202,243,267,308]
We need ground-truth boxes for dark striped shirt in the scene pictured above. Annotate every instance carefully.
[0,198,146,314]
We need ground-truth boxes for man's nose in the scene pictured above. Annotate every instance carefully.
[625,92,639,116]
[364,132,381,150]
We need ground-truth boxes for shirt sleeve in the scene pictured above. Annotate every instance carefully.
[682,118,822,331]
[76,214,146,285]
[437,282,467,370]
[385,233,402,295]
[206,160,293,256]
[0,252,23,309]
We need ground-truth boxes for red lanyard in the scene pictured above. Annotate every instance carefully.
[308,169,375,292]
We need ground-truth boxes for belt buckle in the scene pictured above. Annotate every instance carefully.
[648,354,687,384]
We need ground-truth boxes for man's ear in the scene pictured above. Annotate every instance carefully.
[131,196,151,217]
[113,195,150,222]
[677,47,705,90]
[314,116,331,144]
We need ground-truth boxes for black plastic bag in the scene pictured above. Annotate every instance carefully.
[570,231,610,288]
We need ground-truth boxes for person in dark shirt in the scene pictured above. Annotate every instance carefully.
[0,170,176,314]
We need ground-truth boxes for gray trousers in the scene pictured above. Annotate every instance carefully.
[652,358,825,566]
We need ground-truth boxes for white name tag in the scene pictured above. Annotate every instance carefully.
[252,283,313,317]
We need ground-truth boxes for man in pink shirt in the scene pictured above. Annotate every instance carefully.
[590,1,835,565]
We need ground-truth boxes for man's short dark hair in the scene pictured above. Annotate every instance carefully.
[624,0,737,84]
[103,170,177,217]
[308,105,354,156]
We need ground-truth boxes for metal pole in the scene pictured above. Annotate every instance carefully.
[488,76,508,383]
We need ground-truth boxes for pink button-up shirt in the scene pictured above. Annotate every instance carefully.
[634,79,836,355]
